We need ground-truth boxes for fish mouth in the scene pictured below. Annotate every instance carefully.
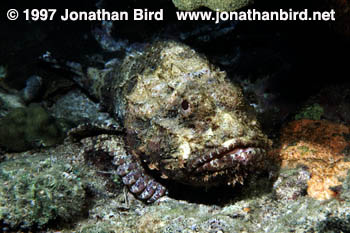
[187,139,266,174]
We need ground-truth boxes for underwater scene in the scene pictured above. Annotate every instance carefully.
[0,0,349,232]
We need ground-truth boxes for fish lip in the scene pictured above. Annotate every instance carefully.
[186,139,266,173]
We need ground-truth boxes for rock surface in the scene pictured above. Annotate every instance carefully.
[172,0,252,11]
[0,136,349,232]
[278,119,350,200]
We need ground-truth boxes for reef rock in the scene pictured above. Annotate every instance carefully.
[278,119,350,200]
[172,0,252,11]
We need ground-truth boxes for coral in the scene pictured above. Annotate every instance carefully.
[1,142,350,233]
[0,104,66,152]
[172,0,252,11]
[0,156,86,229]
[295,103,324,120]
[278,119,350,200]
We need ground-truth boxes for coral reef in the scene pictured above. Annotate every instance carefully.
[0,104,66,152]
[0,156,86,229]
[172,0,252,11]
[75,183,350,232]
[0,125,349,232]
[278,119,350,200]
[0,0,348,231]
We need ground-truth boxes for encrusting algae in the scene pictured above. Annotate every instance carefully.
[278,119,350,200]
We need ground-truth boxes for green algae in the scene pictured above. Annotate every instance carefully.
[0,156,86,229]
[0,104,66,152]
[298,145,310,154]
[295,103,324,120]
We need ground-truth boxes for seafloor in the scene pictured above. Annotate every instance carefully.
[1,0,350,232]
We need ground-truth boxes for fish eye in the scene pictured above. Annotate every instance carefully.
[181,100,189,110]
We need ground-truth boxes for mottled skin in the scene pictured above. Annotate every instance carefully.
[69,41,271,202]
